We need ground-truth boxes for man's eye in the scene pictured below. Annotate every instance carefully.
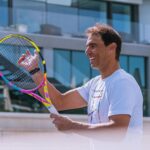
[91,45,96,48]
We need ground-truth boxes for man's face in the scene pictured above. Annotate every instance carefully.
[85,34,109,70]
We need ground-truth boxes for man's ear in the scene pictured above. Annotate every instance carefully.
[108,42,117,51]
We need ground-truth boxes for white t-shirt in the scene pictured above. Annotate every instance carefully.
[77,69,143,133]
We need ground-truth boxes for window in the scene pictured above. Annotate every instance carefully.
[53,49,103,89]
[72,51,90,87]
[120,55,128,72]
[129,56,146,88]
[112,3,131,34]
[108,2,139,42]
[0,0,8,26]
[10,0,138,39]
[47,4,78,35]
[120,55,146,88]
[13,0,46,33]
[54,49,71,87]
[78,1,107,34]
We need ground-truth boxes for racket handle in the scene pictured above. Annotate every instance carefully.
[47,105,59,114]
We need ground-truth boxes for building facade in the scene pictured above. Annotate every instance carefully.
[0,0,150,116]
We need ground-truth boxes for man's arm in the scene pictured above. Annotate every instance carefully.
[51,114,130,131]
[71,115,130,131]
[32,71,87,111]
[50,114,130,140]
[18,51,87,111]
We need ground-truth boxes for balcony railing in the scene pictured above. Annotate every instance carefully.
[0,6,150,45]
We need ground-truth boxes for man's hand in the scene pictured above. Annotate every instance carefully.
[18,50,39,71]
[50,113,74,131]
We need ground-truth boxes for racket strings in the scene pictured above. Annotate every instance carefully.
[0,36,44,90]
[6,69,37,89]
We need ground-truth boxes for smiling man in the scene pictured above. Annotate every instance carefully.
[19,23,143,138]
[51,23,143,135]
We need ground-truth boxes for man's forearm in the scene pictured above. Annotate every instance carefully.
[71,120,115,131]
[70,120,127,141]
[31,71,63,110]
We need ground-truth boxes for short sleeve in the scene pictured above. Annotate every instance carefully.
[76,81,91,102]
[76,76,100,102]
[108,79,137,117]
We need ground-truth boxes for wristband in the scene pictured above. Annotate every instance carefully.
[29,67,40,75]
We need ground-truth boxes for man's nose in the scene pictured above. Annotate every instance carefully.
[85,47,90,56]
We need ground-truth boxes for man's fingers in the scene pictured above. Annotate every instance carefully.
[18,54,26,64]
[52,119,59,124]
[34,50,39,57]
[26,50,31,56]
[50,113,60,119]
[18,50,31,65]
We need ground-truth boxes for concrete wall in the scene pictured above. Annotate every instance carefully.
[0,112,149,133]
[0,112,87,132]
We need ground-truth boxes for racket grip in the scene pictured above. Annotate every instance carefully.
[47,105,59,114]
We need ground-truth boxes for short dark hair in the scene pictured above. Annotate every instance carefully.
[86,23,122,61]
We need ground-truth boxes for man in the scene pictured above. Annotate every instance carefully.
[18,23,143,137]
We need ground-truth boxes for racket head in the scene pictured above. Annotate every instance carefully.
[0,34,46,91]
[0,34,59,114]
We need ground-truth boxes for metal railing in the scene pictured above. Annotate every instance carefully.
[0,6,150,45]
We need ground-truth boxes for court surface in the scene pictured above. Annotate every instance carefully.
[0,129,150,150]
[0,113,150,150]
[0,130,108,150]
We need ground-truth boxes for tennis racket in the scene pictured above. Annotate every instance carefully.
[0,34,58,114]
